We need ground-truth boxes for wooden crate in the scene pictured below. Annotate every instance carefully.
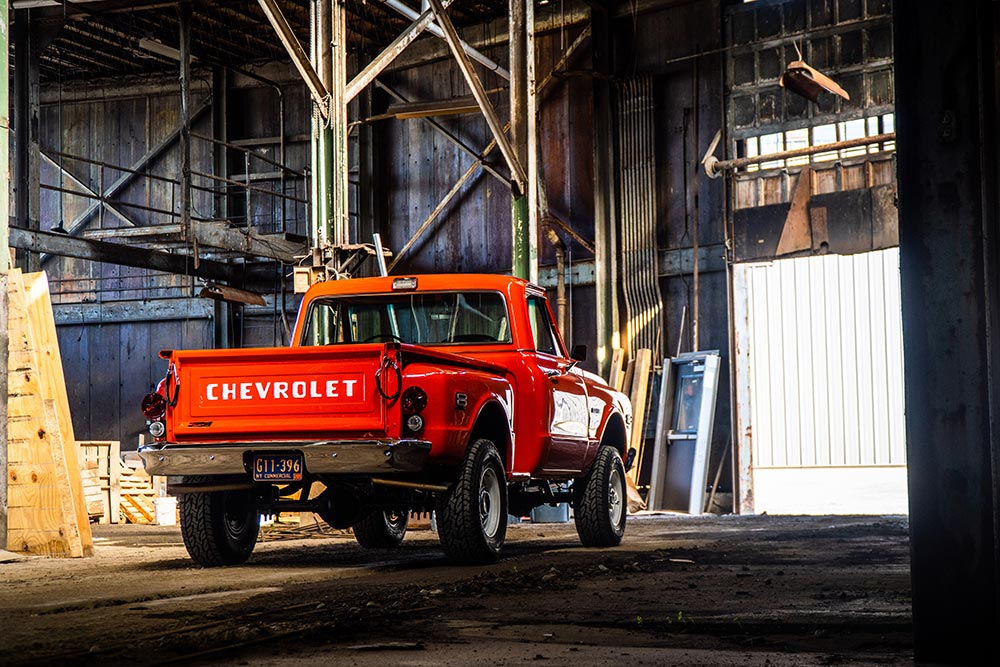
[77,441,121,524]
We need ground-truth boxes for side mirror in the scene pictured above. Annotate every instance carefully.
[570,344,587,362]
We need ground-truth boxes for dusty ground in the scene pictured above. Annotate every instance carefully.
[0,514,912,666]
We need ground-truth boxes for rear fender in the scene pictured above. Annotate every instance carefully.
[466,399,514,473]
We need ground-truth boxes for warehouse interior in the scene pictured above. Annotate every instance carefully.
[0,0,997,665]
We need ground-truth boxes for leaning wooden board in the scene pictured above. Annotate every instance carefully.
[5,270,92,556]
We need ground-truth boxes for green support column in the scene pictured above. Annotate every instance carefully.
[511,195,530,279]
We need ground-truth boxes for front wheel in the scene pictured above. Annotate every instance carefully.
[353,510,408,548]
[436,438,507,564]
[573,445,627,547]
[179,484,260,566]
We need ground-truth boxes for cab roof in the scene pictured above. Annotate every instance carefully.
[302,273,537,297]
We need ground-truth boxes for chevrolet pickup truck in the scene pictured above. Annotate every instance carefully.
[139,274,632,566]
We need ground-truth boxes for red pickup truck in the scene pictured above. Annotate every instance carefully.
[139,274,632,566]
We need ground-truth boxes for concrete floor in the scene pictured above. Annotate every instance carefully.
[0,514,912,666]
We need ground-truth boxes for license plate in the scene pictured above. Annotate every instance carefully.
[252,454,304,482]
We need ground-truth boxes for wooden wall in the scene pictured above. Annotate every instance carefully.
[57,316,211,453]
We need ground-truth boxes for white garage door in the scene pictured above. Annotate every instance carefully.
[733,248,907,514]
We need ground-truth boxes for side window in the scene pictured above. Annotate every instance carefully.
[527,296,559,355]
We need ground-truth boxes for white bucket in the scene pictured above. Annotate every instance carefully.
[153,496,178,526]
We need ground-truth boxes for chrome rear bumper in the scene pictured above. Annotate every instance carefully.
[137,439,432,477]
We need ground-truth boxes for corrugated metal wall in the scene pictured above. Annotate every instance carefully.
[736,248,905,469]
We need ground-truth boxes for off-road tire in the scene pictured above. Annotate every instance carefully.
[573,445,627,547]
[179,479,259,567]
[353,510,408,548]
[436,438,507,564]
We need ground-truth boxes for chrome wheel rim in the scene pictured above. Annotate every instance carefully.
[608,466,624,526]
[479,467,501,539]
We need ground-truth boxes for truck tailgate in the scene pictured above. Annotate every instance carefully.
[167,346,386,441]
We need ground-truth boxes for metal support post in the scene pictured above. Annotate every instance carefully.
[179,1,192,243]
[895,2,1000,664]
[13,7,40,272]
[330,0,349,245]
[591,7,619,378]
[211,66,228,221]
[1,0,11,550]
[525,0,537,284]
[509,0,538,282]
[312,0,334,246]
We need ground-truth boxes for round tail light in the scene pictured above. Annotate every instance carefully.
[401,386,427,415]
[142,392,167,420]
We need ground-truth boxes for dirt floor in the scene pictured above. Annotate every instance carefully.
[0,514,913,666]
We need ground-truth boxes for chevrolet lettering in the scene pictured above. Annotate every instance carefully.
[203,378,359,402]
[139,274,633,566]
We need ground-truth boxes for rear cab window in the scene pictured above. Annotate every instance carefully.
[301,291,512,347]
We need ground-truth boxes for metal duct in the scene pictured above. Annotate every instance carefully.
[616,76,664,362]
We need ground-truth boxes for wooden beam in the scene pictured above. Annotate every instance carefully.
[192,222,306,263]
[53,298,214,325]
[9,227,239,282]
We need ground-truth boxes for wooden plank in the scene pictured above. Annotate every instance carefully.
[627,348,653,486]
[41,399,87,556]
[5,269,83,557]
[622,359,636,397]
[122,494,154,523]
[89,324,121,445]
[110,440,121,524]
[608,348,625,391]
[24,272,94,554]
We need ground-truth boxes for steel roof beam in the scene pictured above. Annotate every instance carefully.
[255,0,329,119]
[427,0,526,194]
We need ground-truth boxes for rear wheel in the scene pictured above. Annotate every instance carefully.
[179,481,259,566]
[573,445,627,547]
[437,438,507,564]
[353,510,408,548]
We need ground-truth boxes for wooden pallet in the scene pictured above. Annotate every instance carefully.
[118,457,161,525]
[77,441,121,523]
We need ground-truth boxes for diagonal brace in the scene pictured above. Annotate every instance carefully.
[257,0,330,118]
[40,152,139,229]
[41,96,212,260]
[388,122,510,272]
[346,0,456,103]
[427,0,527,195]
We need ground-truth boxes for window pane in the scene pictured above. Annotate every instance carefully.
[527,296,558,355]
